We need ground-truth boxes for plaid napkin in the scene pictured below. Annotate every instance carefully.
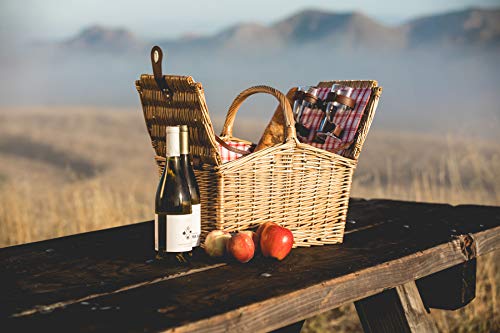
[298,87,372,156]
[218,141,253,163]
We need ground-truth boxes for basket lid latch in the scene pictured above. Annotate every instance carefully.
[151,45,173,99]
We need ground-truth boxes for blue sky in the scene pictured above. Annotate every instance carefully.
[2,0,499,42]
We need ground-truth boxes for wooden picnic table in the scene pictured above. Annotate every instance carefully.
[1,198,499,332]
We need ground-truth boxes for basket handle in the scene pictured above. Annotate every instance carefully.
[220,85,296,142]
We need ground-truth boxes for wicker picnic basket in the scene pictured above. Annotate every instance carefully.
[136,53,382,247]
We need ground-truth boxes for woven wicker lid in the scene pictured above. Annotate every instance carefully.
[136,74,221,167]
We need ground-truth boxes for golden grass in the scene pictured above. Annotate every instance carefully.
[0,107,498,332]
[0,179,151,245]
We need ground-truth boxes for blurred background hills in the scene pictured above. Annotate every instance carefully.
[56,8,500,52]
[1,7,499,138]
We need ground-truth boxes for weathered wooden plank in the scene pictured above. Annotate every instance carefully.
[0,222,224,317]
[355,281,438,333]
[2,198,498,318]
[2,200,498,333]
[0,198,435,317]
[161,228,499,333]
[395,282,438,332]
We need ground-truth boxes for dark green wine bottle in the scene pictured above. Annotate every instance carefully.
[155,126,193,260]
[179,125,201,247]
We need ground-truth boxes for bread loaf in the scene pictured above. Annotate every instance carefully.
[254,87,297,152]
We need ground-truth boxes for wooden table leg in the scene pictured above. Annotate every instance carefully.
[354,281,438,333]
[417,259,476,310]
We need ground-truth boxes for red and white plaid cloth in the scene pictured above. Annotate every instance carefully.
[298,87,372,156]
[218,141,253,163]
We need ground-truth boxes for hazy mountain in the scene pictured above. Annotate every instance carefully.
[406,8,500,49]
[210,23,286,51]
[62,25,144,53]
[272,10,405,49]
[2,7,499,139]
[155,9,405,53]
[58,7,500,54]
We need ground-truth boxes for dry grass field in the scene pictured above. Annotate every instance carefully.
[0,106,498,332]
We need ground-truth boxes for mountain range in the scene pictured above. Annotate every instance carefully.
[59,7,500,53]
[4,5,498,132]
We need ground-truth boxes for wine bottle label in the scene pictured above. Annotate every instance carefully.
[165,214,193,252]
[191,204,201,247]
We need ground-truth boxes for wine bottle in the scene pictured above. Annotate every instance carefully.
[155,126,193,260]
[179,125,201,247]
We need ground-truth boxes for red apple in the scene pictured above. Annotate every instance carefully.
[226,232,255,263]
[256,222,278,244]
[260,225,294,260]
[204,230,231,257]
[240,230,258,248]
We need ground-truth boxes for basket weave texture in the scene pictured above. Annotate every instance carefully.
[136,75,382,247]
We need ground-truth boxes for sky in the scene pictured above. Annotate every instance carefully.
[1,0,500,43]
